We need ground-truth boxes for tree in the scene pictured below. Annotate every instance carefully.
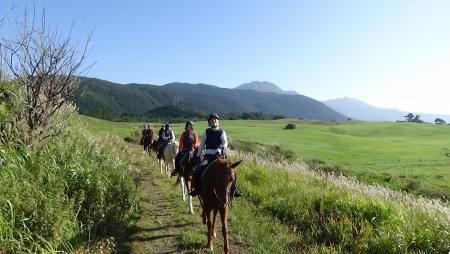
[435,118,446,125]
[0,9,92,145]
[404,113,414,122]
[413,114,423,123]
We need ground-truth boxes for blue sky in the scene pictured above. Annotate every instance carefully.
[1,0,450,114]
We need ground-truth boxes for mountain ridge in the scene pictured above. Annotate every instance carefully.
[74,77,347,121]
[324,97,450,122]
[235,81,298,95]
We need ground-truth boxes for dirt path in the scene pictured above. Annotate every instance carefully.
[120,148,205,254]
[117,145,251,254]
[129,169,182,253]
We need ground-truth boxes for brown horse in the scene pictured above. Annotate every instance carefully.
[150,140,159,157]
[143,135,153,155]
[199,159,243,253]
[175,151,199,214]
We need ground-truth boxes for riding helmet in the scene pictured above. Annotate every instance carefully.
[185,120,194,130]
[164,123,170,129]
[208,113,220,122]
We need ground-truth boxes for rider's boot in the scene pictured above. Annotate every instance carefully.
[231,181,242,197]
[189,167,202,196]
[170,167,177,176]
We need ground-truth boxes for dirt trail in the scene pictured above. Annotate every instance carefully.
[121,149,202,254]
[117,145,248,254]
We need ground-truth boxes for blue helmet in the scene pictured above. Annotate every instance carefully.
[208,113,220,122]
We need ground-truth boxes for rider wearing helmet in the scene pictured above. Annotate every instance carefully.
[171,120,199,176]
[158,123,175,159]
[141,124,153,152]
[189,113,242,197]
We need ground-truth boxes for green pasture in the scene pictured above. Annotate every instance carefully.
[77,116,450,199]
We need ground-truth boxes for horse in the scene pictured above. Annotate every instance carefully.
[198,159,243,253]
[150,140,159,157]
[142,135,153,155]
[160,141,178,176]
[175,150,199,214]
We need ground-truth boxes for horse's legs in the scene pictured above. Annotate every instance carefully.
[220,207,230,254]
[212,208,218,238]
[188,195,194,214]
[205,208,214,252]
[160,159,164,174]
[180,176,186,201]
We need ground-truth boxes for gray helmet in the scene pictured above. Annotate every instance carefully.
[208,113,220,122]
[185,120,194,130]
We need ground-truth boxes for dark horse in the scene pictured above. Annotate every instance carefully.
[175,150,199,214]
[199,158,243,253]
[143,134,153,155]
[150,140,159,157]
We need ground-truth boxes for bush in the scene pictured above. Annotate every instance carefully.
[0,127,139,252]
[284,123,296,129]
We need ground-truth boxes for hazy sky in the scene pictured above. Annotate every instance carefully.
[1,1,450,114]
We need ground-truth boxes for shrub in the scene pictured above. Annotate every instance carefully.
[0,127,139,252]
[284,123,296,129]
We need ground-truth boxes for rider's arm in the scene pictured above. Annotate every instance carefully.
[193,133,200,149]
[196,131,206,157]
[178,133,184,152]
[220,130,228,153]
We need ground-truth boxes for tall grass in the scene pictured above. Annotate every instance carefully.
[229,150,450,253]
[0,127,139,253]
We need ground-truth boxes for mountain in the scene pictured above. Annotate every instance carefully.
[324,97,450,123]
[235,81,298,95]
[73,77,347,121]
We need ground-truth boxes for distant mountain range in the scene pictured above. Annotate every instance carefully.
[324,97,450,123]
[73,78,347,121]
[235,81,299,95]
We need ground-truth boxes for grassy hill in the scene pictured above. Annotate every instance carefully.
[77,116,450,200]
[73,77,347,121]
[77,115,450,253]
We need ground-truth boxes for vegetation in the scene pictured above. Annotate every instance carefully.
[0,11,91,146]
[435,118,446,125]
[284,123,296,129]
[80,116,450,253]
[231,150,450,253]
[74,77,347,121]
[78,116,450,201]
[404,113,424,123]
[0,125,139,253]
[0,10,139,253]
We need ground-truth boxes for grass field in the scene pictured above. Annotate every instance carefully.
[77,115,450,253]
[77,116,450,199]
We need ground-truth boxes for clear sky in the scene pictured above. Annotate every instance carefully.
[1,0,450,114]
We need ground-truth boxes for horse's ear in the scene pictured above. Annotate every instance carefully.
[230,160,243,169]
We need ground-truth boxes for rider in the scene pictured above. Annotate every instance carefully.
[158,123,175,159]
[189,113,242,197]
[171,120,199,176]
[141,124,153,152]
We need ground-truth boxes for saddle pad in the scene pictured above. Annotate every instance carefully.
[201,159,218,179]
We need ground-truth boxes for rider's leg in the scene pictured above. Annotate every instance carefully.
[230,180,242,198]
[172,152,183,176]
[189,163,206,196]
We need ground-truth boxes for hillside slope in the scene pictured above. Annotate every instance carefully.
[74,78,347,121]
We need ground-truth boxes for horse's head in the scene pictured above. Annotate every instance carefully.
[212,159,243,207]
